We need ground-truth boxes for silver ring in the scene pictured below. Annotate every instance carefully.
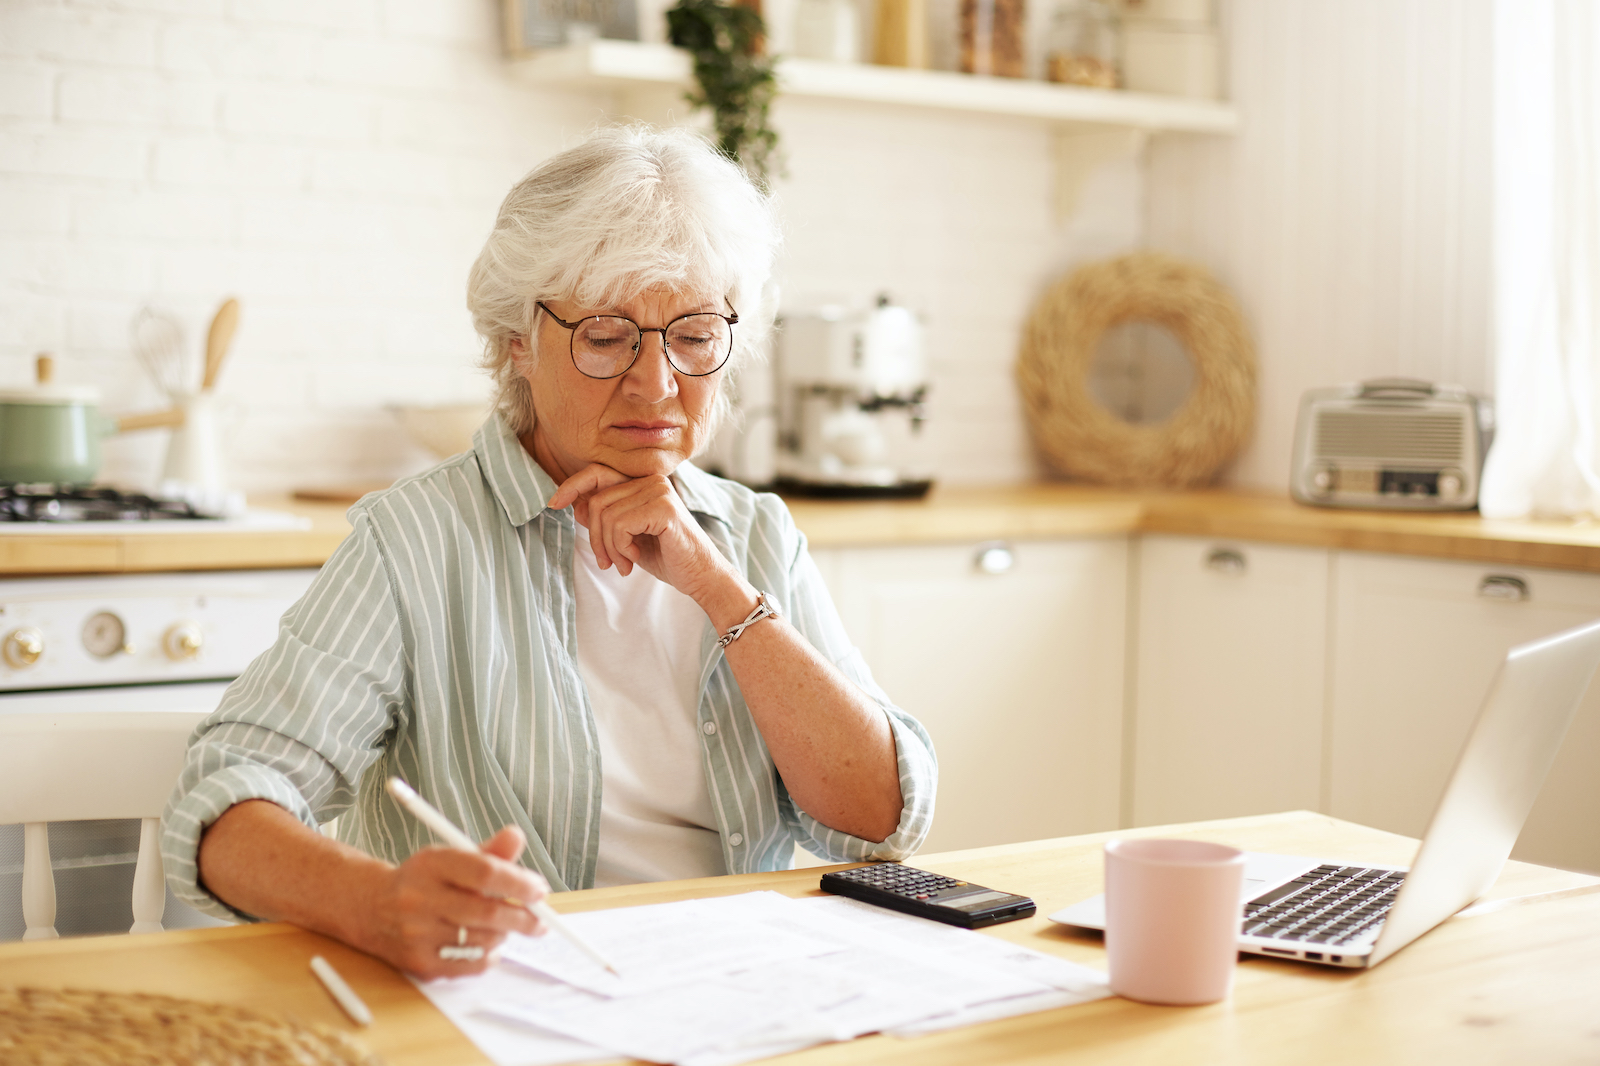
[439,926,484,961]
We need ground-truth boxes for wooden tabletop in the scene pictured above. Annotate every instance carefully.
[2,811,1597,1065]
[9,483,1600,576]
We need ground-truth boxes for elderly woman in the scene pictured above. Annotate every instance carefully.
[162,126,936,978]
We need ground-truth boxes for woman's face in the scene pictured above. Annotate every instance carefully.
[514,287,726,486]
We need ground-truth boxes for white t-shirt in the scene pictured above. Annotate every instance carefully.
[571,523,727,888]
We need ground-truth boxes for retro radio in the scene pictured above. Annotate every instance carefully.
[1290,379,1494,511]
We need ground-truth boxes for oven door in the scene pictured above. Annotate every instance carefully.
[0,680,235,940]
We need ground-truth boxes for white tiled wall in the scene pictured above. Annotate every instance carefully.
[3,1,619,491]
[2,0,1136,494]
[1147,0,1495,492]
[1,0,1497,496]
[768,98,1144,485]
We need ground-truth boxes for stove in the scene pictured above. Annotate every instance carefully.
[0,484,310,536]
[0,569,317,692]
[0,485,218,524]
[0,567,319,939]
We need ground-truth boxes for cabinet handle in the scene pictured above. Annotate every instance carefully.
[974,542,1015,575]
[1205,548,1247,574]
[1478,575,1529,602]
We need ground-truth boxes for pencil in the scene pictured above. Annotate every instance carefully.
[310,955,372,1026]
[384,776,621,976]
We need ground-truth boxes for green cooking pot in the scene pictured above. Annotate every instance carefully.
[0,384,120,484]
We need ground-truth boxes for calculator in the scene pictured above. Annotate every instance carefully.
[819,863,1037,929]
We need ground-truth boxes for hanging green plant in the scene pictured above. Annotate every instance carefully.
[666,0,782,189]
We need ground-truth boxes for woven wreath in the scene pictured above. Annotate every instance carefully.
[1017,253,1256,488]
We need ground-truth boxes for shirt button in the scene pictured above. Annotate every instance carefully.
[702,720,717,735]
[728,832,744,847]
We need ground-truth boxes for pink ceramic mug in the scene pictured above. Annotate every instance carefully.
[1104,838,1245,1005]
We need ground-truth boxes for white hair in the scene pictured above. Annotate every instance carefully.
[467,125,782,440]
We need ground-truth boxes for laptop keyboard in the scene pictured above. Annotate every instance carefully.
[1242,864,1406,946]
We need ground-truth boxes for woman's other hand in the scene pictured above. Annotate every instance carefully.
[369,825,551,978]
[549,464,739,604]
[197,802,552,981]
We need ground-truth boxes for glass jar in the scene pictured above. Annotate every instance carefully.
[959,0,1025,78]
[1121,0,1220,98]
[793,0,861,61]
[1044,0,1118,87]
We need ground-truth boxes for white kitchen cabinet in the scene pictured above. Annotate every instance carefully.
[810,538,1127,854]
[1131,535,1331,827]
[1330,553,1600,874]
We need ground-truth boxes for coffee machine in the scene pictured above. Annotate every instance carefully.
[774,295,933,498]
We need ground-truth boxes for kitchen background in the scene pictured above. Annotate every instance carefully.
[1,0,1492,496]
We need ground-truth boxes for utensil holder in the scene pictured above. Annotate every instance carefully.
[160,393,228,496]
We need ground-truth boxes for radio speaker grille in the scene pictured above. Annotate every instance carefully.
[1314,410,1465,463]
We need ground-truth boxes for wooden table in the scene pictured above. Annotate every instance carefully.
[3,811,1598,1064]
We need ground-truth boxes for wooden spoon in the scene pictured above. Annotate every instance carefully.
[202,297,240,392]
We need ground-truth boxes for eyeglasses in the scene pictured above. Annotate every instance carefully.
[537,301,739,380]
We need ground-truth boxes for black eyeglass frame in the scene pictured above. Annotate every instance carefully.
[536,300,740,380]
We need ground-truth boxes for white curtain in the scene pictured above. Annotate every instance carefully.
[1478,0,1600,518]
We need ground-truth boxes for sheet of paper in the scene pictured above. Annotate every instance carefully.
[499,892,842,996]
[433,889,1110,1066]
[411,963,613,1066]
[677,1038,823,1066]
[886,987,1111,1038]
[485,980,803,1064]
[488,948,888,1063]
[795,895,1110,993]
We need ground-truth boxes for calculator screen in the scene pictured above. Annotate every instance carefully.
[941,890,1012,910]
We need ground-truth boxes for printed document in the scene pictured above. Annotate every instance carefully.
[415,890,1111,1066]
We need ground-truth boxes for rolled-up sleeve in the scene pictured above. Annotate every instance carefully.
[778,524,938,864]
[161,513,410,921]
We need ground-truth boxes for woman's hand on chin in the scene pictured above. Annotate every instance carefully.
[549,464,748,608]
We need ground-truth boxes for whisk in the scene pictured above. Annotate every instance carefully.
[130,307,192,398]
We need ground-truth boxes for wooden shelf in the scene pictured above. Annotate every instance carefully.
[511,39,1238,133]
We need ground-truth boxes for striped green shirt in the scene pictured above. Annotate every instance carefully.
[163,414,938,921]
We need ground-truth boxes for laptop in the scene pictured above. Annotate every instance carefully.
[1049,616,1600,969]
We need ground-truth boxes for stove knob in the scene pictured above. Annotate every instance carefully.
[163,623,204,661]
[3,627,44,669]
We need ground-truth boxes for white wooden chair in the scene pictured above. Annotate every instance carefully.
[0,711,205,939]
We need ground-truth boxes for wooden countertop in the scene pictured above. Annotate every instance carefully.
[1,812,1596,1065]
[0,494,353,576]
[7,483,1600,576]
[787,484,1600,572]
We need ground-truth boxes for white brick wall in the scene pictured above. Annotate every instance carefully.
[1147,0,1495,492]
[1,0,1136,494]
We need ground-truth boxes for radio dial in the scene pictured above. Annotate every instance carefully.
[1310,467,1334,497]
[1438,470,1464,500]
[3,627,44,669]
[163,622,204,661]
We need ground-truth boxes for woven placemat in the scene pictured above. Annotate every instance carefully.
[0,986,382,1066]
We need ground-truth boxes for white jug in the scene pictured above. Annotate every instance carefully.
[160,392,229,499]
